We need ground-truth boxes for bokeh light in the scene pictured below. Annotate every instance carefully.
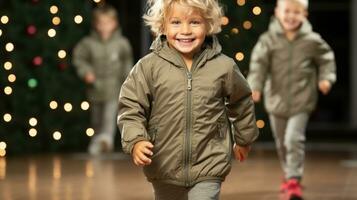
[53,131,62,140]
[221,16,229,26]
[235,52,245,61]
[57,50,66,59]
[5,42,14,52]
[64,103,73,112]
[74,15,83,24]
[1,16,9,24]
[4,86,12,95]
[4,62,12,70]
[29,128,37,137]
[253,6,262,15]
[29,117,38,127]
[52,16,61,25]
[48,28,56,37]
[3,113,12,122]
[49,101,58,110]
[256,120,265,129]
[81,101,90,110]
[86,128,95,137]
[243,21,252,30]
[28,79,38,88]
[8,74,16,83]
[237,0,246,6]
[50,5,58,14]
[231,28,239,34]
[0,142,6,150]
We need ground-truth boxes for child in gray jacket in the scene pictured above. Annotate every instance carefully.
[73,5,133,155]
[247,0,336,199]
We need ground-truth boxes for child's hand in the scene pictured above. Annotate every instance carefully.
[318,80,331,95]
[233,145,251,162]
[132,141,154,166]
[252,90,261,103]
[85,72,96,84]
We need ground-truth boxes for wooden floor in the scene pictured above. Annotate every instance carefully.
[0,142,356,200]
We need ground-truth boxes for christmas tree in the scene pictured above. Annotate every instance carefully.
[0,0,93,155]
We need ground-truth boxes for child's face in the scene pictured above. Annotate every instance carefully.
[164,3,207,59]
[94,14,117,40]
[275,1,307,32]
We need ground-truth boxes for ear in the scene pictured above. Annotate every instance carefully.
[304,10,308,17]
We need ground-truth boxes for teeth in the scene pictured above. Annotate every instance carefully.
[178,39,193,42]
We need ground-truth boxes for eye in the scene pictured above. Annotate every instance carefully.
[190,20,201,25]
[171,20,180,25]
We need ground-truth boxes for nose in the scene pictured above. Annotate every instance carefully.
[181,23,191,34]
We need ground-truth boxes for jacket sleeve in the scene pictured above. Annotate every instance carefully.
[120,38,134,81]
[225,62,259,146]
[313,36,337,84]
[247,35,270,91]
[72,39,93,79]
[117,60,151,154]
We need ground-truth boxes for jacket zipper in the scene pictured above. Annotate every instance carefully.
[185,71,192,187]
[287,42,293,114]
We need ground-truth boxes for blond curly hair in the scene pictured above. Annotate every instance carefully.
[277,0,308,9]
[143,0,224,36]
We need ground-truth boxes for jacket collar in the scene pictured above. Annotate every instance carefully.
[150,35,222,69]
[268,16,312,38]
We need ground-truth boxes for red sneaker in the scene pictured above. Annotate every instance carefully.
[280,179,288,193]
[286,179,303,200]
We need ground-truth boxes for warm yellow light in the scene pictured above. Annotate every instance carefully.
[1,16,9,24]
[256,120,265,129]
[231,28,239,34]
[86,128,95,137]
[48,29,56,37]
[237,0,246,6]
[53,131,62,140]
[4,62,12,70]
[74,15,83,24]
[64,103,73,112]
[221,16,229,26]
[235,52,245,61]
[29,128,37,137]
[52,16,61,25]
[93,0,101,3]
[5,43,14,52]
[49,101,58,109]
[8,74,16,83]
[3,114,12,122]
[57,50,66,59]
[0,29,2,37]
[0,142,6,150]
[0,149,5,157]
[50,5,59,14]
[4,86,12,95]
[253,6,262,15]
[81,101,90,110]
[29,118,38,127]
[243,21,252,30]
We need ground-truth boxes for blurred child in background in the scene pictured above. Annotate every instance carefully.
[247,0,336,199]
[117,0,259,199]
[73,4,133,155]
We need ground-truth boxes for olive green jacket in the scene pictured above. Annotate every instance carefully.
[73,30,133,102]
[247,17,336,117]
[118,36,259,186]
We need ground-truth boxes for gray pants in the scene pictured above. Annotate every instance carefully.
[152,181,221,200]
[88,100,118,153]
[269,113,309,179]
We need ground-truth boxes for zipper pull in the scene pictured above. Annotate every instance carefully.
[187,73,192,91]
